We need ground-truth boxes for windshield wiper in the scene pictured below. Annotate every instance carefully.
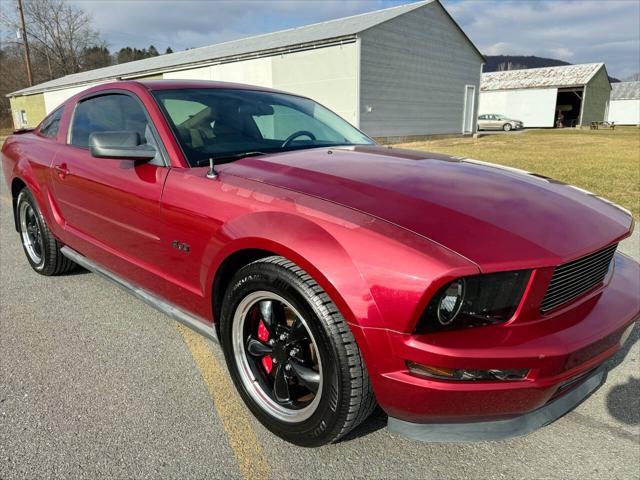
[197,151,266,166]
[217,151,267,162]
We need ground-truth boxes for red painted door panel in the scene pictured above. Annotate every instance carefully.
[50,145,169,275]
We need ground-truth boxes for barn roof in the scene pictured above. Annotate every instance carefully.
[481,63,606,91]
[11,0,447,97]
[611,81,640,100]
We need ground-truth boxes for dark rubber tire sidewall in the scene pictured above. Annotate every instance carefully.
[16,188,75,276]
[220,258,360,447]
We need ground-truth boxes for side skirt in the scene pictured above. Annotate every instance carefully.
[61,246,219,343]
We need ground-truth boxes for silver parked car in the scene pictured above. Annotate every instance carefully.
[478,114,523,132]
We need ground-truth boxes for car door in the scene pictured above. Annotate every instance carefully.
[484,114,496,129]
[50,91,170,274]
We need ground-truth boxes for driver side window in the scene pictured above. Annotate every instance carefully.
[70,93,164,165]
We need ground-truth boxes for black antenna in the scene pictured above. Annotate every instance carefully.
[206,157,218,179]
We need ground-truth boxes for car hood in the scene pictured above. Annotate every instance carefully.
[225,146,632,272]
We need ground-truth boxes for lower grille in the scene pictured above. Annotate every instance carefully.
[552,367,599,400]
[540,243,617,313]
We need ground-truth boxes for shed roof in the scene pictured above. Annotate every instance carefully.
[610,81,640,100]
[11,0,441,97]
[481,63,605,91]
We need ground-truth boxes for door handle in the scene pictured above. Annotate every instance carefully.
[54,163,70,178]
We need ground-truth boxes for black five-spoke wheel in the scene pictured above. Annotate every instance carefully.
[234,292,322,421]
[221,256,376,446]
[15,188,76,276]
[19,200,44,265]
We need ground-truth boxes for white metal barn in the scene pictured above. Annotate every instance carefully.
[8,0,484,141]
[479,64,611,128]
[607,81,640,125]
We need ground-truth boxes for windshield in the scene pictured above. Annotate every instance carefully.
[152,88,374,166]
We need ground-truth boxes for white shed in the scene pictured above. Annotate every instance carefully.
[607,81,640,125]
[9,0,484,141]
[479,64,611,128]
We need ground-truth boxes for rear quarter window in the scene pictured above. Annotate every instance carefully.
[39,107,64,138]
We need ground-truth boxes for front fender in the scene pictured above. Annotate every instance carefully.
[204,211,383,329]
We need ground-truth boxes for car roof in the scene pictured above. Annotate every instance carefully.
[134,79,288,94]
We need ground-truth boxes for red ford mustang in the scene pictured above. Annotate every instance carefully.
[2,80,638,446]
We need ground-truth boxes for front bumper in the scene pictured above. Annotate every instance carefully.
[352,253,639,439]
[388,364,607,442]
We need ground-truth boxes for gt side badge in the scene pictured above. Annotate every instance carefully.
[171,240,190,253]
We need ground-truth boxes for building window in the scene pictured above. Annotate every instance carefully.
[18,110,28,128]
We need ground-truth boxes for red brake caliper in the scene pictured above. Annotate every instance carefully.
[258,320,273,374]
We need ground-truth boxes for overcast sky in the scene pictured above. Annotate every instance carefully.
[68,0,639,80]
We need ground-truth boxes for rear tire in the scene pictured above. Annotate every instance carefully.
[220,256,376,446]
[503,123,512,132]
[16,188,76,276]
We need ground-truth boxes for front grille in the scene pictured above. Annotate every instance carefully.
[540,243,617,313]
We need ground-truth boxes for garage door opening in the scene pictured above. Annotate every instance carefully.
[555,88,584,128]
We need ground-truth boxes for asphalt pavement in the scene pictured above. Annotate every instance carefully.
[1,164,639,479]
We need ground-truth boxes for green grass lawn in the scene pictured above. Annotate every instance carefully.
[396,127,640,218]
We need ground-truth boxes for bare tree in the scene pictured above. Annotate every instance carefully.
[2,0,109,77]
[0,0,110,128]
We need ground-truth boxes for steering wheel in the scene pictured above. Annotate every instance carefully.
[281,130,316,147]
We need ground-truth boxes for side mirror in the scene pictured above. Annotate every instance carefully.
[89,131,156,161]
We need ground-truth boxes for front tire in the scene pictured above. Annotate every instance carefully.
[220,256,376,446]
[16,188,76,276]
[503,123,513,132]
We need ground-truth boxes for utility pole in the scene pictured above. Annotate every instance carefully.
[16,0,33,86]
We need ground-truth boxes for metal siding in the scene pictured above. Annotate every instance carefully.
[163,66,212,80]
[359,1,482,137]
[478,88,557,128]
[10,94,46,128]
[11,1,433,97]
[43,83,104,113]
[581,67,611,126]
[272,43,358,125]
[131,73,164,80]
[608,99,640,125]
[213,57,273,87]
[162,44,359,126]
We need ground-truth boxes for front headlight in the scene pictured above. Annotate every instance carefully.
[417,270,531,333]
[436,278,465,325]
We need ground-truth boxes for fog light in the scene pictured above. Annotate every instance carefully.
[407,361,529,381]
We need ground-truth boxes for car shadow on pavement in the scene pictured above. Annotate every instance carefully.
[605,321,640,426]
[60,265,91,276]
[340,407,388,442]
